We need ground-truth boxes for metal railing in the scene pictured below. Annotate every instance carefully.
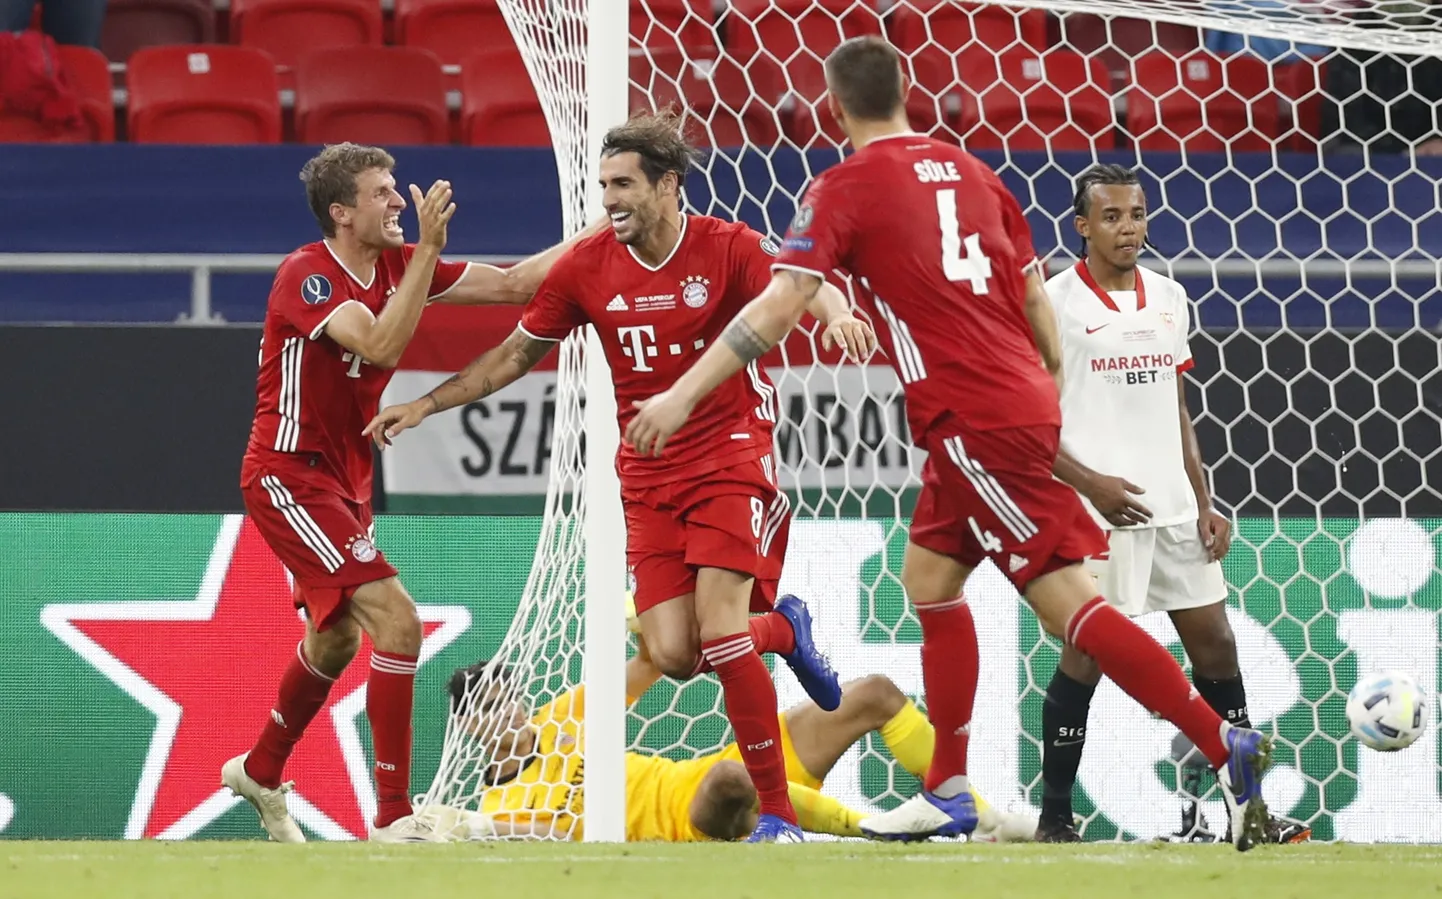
[0,253,1435,324]
[0,253,516,323]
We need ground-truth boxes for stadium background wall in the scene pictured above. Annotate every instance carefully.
[0,512,1437,843]
[1,321,1438,517]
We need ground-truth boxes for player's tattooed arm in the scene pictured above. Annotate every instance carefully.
[363,327,558,448]
[720,317,774,363]
[424,328,556,413]
[438,217,609,305]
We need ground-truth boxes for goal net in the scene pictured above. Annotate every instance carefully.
[423,0,1442,843]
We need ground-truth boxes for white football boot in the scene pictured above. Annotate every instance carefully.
[370,813,449,843]
[221,753,305,843]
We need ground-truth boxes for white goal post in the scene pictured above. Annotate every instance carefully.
[421,0,1442,845]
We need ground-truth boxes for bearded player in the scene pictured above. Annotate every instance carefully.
[366,112,875,843]
[224,143,597,843]
[430,636,1037,843]
[626,37,1275,851]
[1033,163,1309,845]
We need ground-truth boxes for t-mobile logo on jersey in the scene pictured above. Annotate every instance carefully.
[618,325,659,372]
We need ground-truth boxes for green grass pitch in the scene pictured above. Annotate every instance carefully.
[5,841,1441,899]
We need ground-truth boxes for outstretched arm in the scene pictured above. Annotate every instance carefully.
[432,218,606,306]
[625,269,819,455]
[362,327,557,446]
[804,280,876,361]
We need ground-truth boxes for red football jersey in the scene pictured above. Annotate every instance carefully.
[773,133,1059,443]
[520,215,779,486]
[241,241,471,501]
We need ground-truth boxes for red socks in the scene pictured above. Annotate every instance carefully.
[368,649,418,828]
[691,612,795,676]
[701,633,796,825]
[1067,597,1228,767]
[245,642,336,789]
[915,596,979,793]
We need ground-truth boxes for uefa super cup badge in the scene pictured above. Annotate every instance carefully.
[681,275,711,308]
[347,535,378,563]
[1160,312,1175,329]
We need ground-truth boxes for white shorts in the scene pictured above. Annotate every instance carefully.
[1084,522,1227,618]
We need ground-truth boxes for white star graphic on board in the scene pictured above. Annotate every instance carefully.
[41,514,469,840]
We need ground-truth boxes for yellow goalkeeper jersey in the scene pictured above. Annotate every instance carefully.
[476,687,722,842]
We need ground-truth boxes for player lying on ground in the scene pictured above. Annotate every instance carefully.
[224,143,602,843]
[626,36,1275,851]
[366,112,876,843]
[423,637,1037,842]
[1033,163,1309,845]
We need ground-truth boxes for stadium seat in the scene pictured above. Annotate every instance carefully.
[1054,14,1200,87]
[631,51,781,148]
[722,0,881,101]
[394,0,512,67]
[0,44,114,143]
[633,0,717,58]
[1127,51,1280,153]
[128,45,281,143]
[295,46,448,145]
[960,49,1114,150]
[231,0,382,87]
[59,45,116,141]
[460,47,550,146]
[99,0,216,64]
[1274,59,1326,151]
[886,0,1047,107]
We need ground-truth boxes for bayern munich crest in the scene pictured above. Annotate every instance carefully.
[348,536,378,563]
[681,275,710,308]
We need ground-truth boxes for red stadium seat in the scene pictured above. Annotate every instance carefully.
[231,0,382,87]
[1128,51,1280,153]
[1274,59,1325,151]
[394,0,512,67]
[59,45,116,141]
[460,47,549,146]
[723,0,881,100]
[886,0,1046,107]
[1055,14,1200,87]
[295,46,448,145]
[99,0,216,64]
[634,0,717,58]
[128,45,281,143]
[631,51,781,148]
[959,49,1114,150]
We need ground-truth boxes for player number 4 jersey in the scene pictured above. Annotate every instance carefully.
[1046,261,1199,530]
[520,215,781,487]
[771,133,1060,444]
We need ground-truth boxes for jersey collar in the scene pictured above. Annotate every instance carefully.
[1074,259,1146,313]
[627,214,688,272]
[322,239,376,290]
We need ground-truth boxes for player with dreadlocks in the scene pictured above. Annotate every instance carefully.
[1034,163,1309,845]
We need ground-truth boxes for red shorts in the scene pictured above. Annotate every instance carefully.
[241,469,398,630]
[623,454,791,615]
[910,422,1106,590]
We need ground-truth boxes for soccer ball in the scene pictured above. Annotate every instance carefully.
[1347,669,1429,752]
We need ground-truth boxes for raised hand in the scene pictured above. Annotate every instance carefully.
[411,180,456,251]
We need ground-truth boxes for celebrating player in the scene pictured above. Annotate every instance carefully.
[625,37,1275,851]
[224,143,597,843]
[365,112,875,843]
[428,642,1036,843]
[1032,163,1309,845]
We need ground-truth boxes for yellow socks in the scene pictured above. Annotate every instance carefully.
[879,699,994,821]
[788,783,865,837]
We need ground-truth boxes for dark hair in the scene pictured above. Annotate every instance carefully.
[691,762,758,841]
[1072,163,1154,255]
[600,110,699,186]
[448,660,515,713]
[299,142,396,238]
[824,36,906,123]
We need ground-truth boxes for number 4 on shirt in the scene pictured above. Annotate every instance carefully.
[936,188,993,294]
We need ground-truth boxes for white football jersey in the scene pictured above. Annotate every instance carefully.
[1047,261,1198,530]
